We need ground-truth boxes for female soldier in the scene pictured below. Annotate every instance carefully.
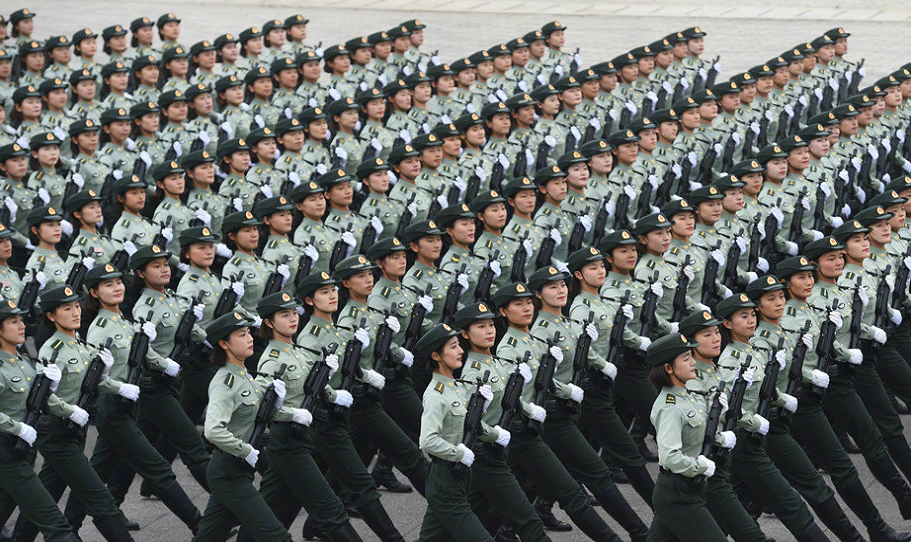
[531,166,573,267]
[246,67,281,128]
[26,132,66,209]
[130,101,168,168]
[68,118,110,195]
[109,174,163,246]
[294,50,329,108]
[214,75,254,140]
[10,285,134,542]
[9,85,44,142]
[294,271,405,542]
[256,196,307,286]
[100,61,134,111]
[471,190,515,289]
[746,274,868,542]
[0,142,40,245]
[644,332,730,542]
[215,138,258,209]
[358,88,396,156]
[328,97,365,176]
[131,55,161,104]
[221,210,272,320]
[299,106,331,167]
[436,203,484,296]
[402,220,459,327]
[290,180,333,275]
[233,292,363,542]
[778,253,911,529]
[244,127,282,196]
[62,264,202,534]
[335,255,427,495]
[450,302,550,542]
[0,225,23,302]
[273,118,314,181]
[357,158,402,232]
[714,293,829,542]
[66,190,119,265]
[151,160,203,249]
[660,196,727,308]
[183,149,230,235]
[502,176,545,275]
[189,311,292,542]
[528,265,649,541]
[160,47,192,92]
[567,246,654,506]
[157,90,196,153]
[24,206,74,289]
[415,323,495,542]
[184,84,219,155]
[0,300,77,542]
[679,309,774,542]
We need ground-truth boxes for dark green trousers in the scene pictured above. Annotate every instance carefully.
[581,375,647,469]
[418,460,495,542]
[790,392,861,488]
[348,394,428,495]
[730,434,815,537]
[468,446,546,542]
[312,407,380,509]
[0,437,73,542]
[704,454,768,542]
[613,356,658,435]
[766,428,836,507]
[136,379,210,470]
[509,427,592,517]
[236,422,349,541]
[822,371,891,461]
[853,356,911,479]
[873,342,911,405]
[191,451,291,542]
[647,472,727,542]
[152,356,218,465]
[381,372,423,441]
[13,416,121,542]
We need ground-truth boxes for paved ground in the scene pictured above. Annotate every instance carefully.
[4,1,911,539]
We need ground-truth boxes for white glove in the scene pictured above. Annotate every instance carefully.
[37,188,51,205]
[871,326,887,344]
[885,274,895,293]
[567,383,584,403]
[638,336,651,352]
[177,262,190,274]
[457,273,469,291]
[304,244,319,262]
[192,303,205,322]
[60,219,74,237]
[384,315,401,334]
[216,243,233,258]
[370,215,384,236]
[332,389,354,408]
[407,202,418,216]
[161,227,174,244]
[81,256,95,270]
[735,237,747,253]
[828,311,843,329]
[858,287,869,310]
[755,257,769,273]
[745,271,759,283]
[4,196,18,223]
[549,228,562,247]
[669,322,679,333]
[457,443,475,466]
[799,197,811,212]
[232,197,243,211]
[782,393,798,413]
[364,369,386,390]
[719,430,737,449]
[354,327,370,349]
[847,348,863,365]
[830,216,844,228]
[291,408,313,426]
[523,239,534,257]
[232,281,246,301]
[624,184,638,199]
[341,231,357,248]
[600,361,618,380]
[757,221,766,238]
[773,350,786,371]
[682,265,695,282]
[489,260,502,278]
[272,379,286,409]
[650,281,664,299]
[819,182,831,200]
[770,207,784,228]
[116,383,140,401]
[244,447,259,468]
[276,264,290,284]
[68,406,89,427]
[891,309,903,326]
[585,323,599,342]
[528,403,547,422]
[35,271,47,289]
[16,422,37,447]
[436,195,449,209]
[40,363,62,392]
[515,363,532,386]
[697,455,716,477]
[479,384,493,412]
[800,332,813,349]
[195,208,212,226]
[755,414,770,435]
[785,241,799,256]
[710,249,725,266]
[418,295,434,312]
[260,184,274,198]
[579,215,592,233]
[493,425,511,447]
[811,230,824,242]
[739,366,755,388]
[325,354,339,377]
[137,321,157,342]
[718,391,729,414]
[555,260,570,274]
[549,346,564,365]
[811,369,830,388]
[622,304,634,321]
[99,348,114,378]
[164,358,181,377]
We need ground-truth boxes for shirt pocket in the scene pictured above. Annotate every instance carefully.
[682,413,705,448]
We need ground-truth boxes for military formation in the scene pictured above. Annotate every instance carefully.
[0,6,910,542]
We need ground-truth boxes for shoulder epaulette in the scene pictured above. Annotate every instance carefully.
[268,240,277,249]
[97,317,107,328]
[231,257,242,265]
[759,329,771,338]
[506,337,517,347]
[269,349,280,358]
[144,297,156,306]
[309,326,321,337]
[224,373,234,388]
[450,256,460,263]
[414,270,423,279]
[646,260,656,269]
[51,339,64,350]
[188,274,199,282]
[786,306,796,317]
[665,393,676,404]
[434,382,444,393]
[471,360,481,370]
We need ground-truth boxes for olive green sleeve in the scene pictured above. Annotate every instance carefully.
[419,393,462,462]
[203,382,251,458]
[654,404,706,477]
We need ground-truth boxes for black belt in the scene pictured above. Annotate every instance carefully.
[659,467,705,484]
[431,456,459,468]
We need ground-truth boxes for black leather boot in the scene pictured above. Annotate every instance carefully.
[797,523,831,542]
[593,483,648,542]
[117,511,140,532]
[371,454,412,493]
[868,452,911,519]
[567,506,624,542]
[302,517,329,541]
[156,481,202,532]
[60,533,82,542]
[93,515,135,542]
[623,466,655,510]
[325,521,364,542]
[356,499,405,542]
[837,478,911,542]
[534,497,572,532]
[811,496,864,542]
[495,525,519,541]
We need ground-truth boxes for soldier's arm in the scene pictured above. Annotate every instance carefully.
[203,381,250,458]
[653,404,705,477]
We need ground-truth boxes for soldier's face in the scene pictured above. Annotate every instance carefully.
[329,55,350,74]
[766,157,788,181]
[441,136,461,159]
[540,95,561,116]
[641,227,671,255]
[351,48,371,66]
[119,187,146,213]
[510,189,537,215]
[679,109,701,130]
[637,56,654,76]
[1,156,28,179]
[49,301,82,332]
[17,96,42,119]
[672,42,688,60]
[188,242,216,268]
[434,336,463,372]
[697,101,717,121]
[231,225,259,252]
[75,131,99,154]
[538,280,568,308]
[193,50,217,70]
[546,30,565,49]
[251,78,273,98]
[816,251,844,279]
[457,69,475,87]
[135,25,154,46]
[327,182,353,207]
[298,193,326,220]
[139,257,171,288]
[887,204,906,230]
[670,211,695,237]
[78,38,98,58]
[306,119,328,141]
[788,60,804,77]
[0,60,10,78]
[268,308,299,338]
[396,156,422,179]
[589,152,612,175]
[420,146,443,168]
[802,55,816,72]
[867,220,891,246]
[34,221,62,245]
[434,75,456,94]
[17,19,34,36]
[161,21,180,41]
[529,40,546,60]
[378,251,407,279]
[615,142,638,164]
[245,37,264,55]
[75,201,103,227]
[158,173,185,196]
[0,312,26,346]
[267,29,287,47]
[107,72,130,92]
[694,326,722,358]
[33,145,60,168]
[389,89,412,111]
[493,55,512,73]
[786,271,815,301]
[446,218,475,246]
[758,290,786,320]
[50,46,72,64]
[410,29,424,47]
[658,121,678,143]
[44,88,68,110]
[816,45,835,63]
[687,38,704,56]
[807,136,829,158]
[834,37,847,56]
[900,79,911,99]
[722,187,743,212]
[739,84,756,104]
[773,67,789,87]
[668,350,697,382]
[373,42,392,60]
[655,51,673,69]
[265,210,293,235]
[343,270,375,298]
[464,319,496,349]
[464,124,486,148]
[565,163,589,189]
[901,191,911,216]
[224,326,255,358]
[838,117,857,136]
[501,297,534,326]
[475,61,494,80]
[480,202,507,230]
[723,308,756,341]
[637,129,657,153]
[619,65,638,84]
[844,232,870,261]
[581,80,599,100]
[787,147,810,171]
[24,52,44,72]
[512,47,529,67]
[884,86,902,108]
[827,124,840,143]
[300,60,321,81]
[412,82,432,104]
[366,170,390,193]
[91,277,125,307]
[719,94,739,114]
[607,245,638,274]
[541,178,567,202]
[165,101,188,123]
[578,260,606,287]
[288,24,307,42]
[0,238,12,261]
[513,105,536,127]
[393,37,411,53]
[856,106,873,126]
[412,235,442,261]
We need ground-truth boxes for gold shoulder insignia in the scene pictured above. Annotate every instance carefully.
[224,373,234,388]
[666,394,676,404]
[434,382,444,393]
